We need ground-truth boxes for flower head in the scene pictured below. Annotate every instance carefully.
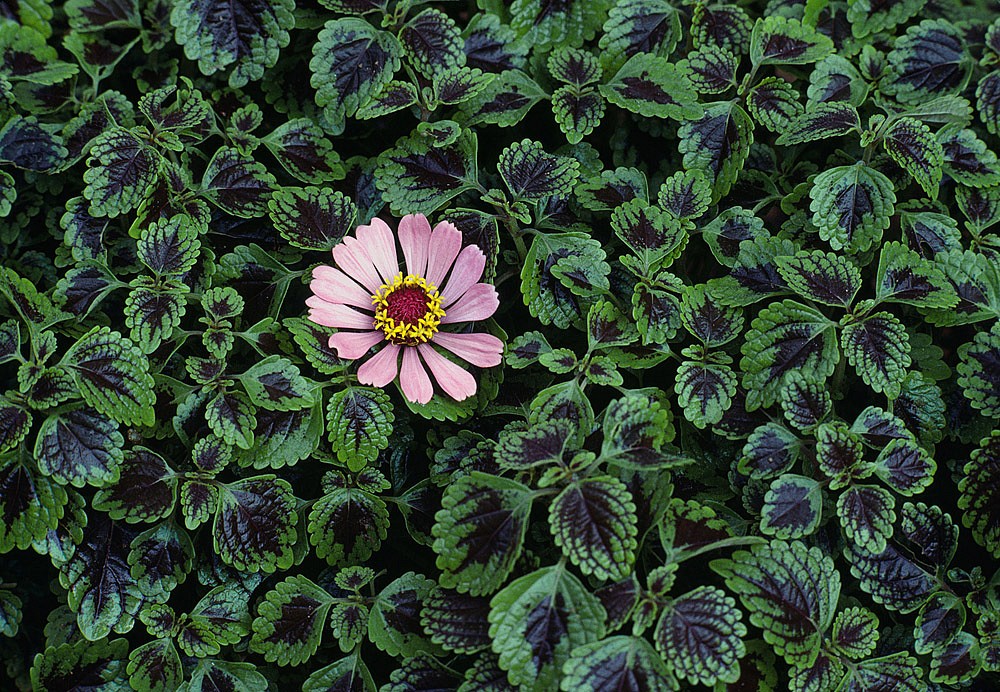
[307,214,503,404]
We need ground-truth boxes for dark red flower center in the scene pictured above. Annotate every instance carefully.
[384,285,431,325]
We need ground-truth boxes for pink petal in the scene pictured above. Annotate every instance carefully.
[311,265,374,310]
[441,245,486,307]
[355,218,399,283]
[424,221,463,287]
[432,332,504,368]
[306,298,375,330]
[417,344,477,401]
[399,347,433,404]
[332,239,382,294]
[357,344,401,387]
[328,330,384,360]
[398,214,431,278]
[440,283,499,324]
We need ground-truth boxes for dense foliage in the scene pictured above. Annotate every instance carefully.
[1,0,1000,689]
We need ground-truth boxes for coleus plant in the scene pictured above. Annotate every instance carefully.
[1,0,1000,689]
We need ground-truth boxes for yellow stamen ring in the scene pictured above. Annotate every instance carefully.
[372,273,445,345]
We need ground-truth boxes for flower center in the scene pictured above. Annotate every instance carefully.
[372,274,445,345]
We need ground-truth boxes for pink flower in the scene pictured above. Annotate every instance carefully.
[306,214,504,405]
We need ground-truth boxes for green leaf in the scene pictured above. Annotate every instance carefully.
[214,475,297,572]
[0,455,68,553]
[63,326,155,427]
[746,76,803,133]
[677,101,753,200]
[611,199,687,271]
[956,322,1000,417]
[311,18,402,133]
[838,485,896,553]
[655,586,746,686]
[711,540,839,667]
[938,126,1000,188]
[498,139,580,202]
[876,439,935,496]
[326,387,394,472]
[809,163,896,254]
[368,572,439,658]
[632,282,682,345]
[885,19,971,104]
[60,513,143,639]
[83,128,158,218]
[831,606,880,658]
[775,102,861,146]
[740,300,839,411]
[170,0,293,87]
[178,584,251,656]
[899,208,962,259]
[206,390,256,450]
[575,166,647,212]
[137,214,201,276]
[180,480,217,531]
[552,87,605,144]
[261,119,344,184]
[400,8,464,78]
[874,241,958,309]
[600,54,702,121]
[250,575,333,666]
[761,474,823,539]
[549,476,637,581]
[433,472,533,596]
[675,359,737,429]
[883,117,944,199]
[181,659,269,692]
[508,0,602,51]
[31,638,129,691]
[915,592,964,655]
[815,421,867,490]
[127,638,183,692]
[680,45,739,95]
[847,0,925,38]
[680,284,744,346]
[775,250,860,308]
[239,355,314,412]
[459,69,547,127]
[301,654,375,692]
[0,397,29,454]
[809,54,868,105]
[268,187,355,251]
[420,587,491,654]
[657,169,711,221]
[739,423,800,479]
[34,406,124,488]
[561,636,674,691]
[496,421,571,469]
[92,448,177,524]
[128,521,194,600]
[749,16,833,66]
[958,431,1000,558]
[521,232,609,328]
[598,0,681,72]
[235,405,323,470]
[489,565,606,689]
[124,279,187,355]
[201,147,276,218]
[505,330,552,369]
[285,316,347,375]
[841,312,911,397]
[600,393,675,468]
[0,115,67,172]
[308,486,388,566]
[376,127,478,215]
